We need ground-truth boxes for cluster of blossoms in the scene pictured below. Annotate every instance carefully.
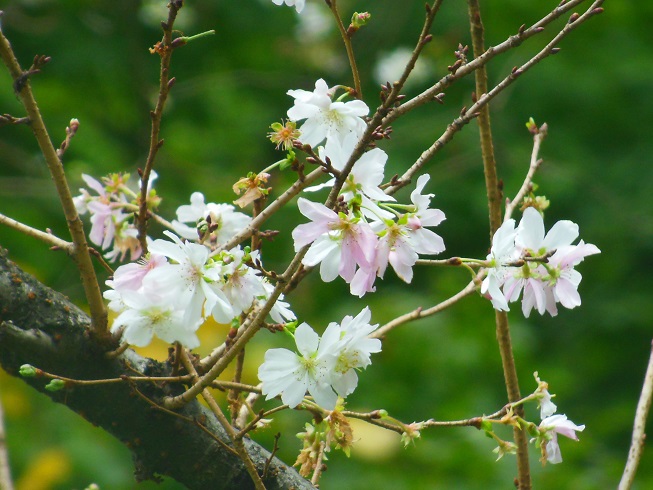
[98,192,295,348]
[482,207,600,317]
[283,79,446,297]
[258,307,382,410]
[74,172,160,262]
[532,375,585,464]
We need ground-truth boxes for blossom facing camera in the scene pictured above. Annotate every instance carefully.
[258,307,381,410]
[286,78,369,147]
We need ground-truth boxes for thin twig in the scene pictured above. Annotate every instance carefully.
[386,0,604,197]
[0,213,73,252]
[328,0,361,97]
[137,2,183,252]
[370,277,480,339]
[310,440,327,486]
[0,24,108,335]
[504,124,548,221]
[180,351,266,490]
[382,0,593,127]
[618,339,653,490]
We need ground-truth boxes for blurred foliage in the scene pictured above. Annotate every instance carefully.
[1,0,652,489]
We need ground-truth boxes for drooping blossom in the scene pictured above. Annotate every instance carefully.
[537,414,585,464]
[287,79,368,147]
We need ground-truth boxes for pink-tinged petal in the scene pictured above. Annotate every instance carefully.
[82,174,106,196]
[350,267,377,297]
[303,235,339,268]
[554,278,581,309]
[295,322,320,356]
[389,239,417,283]
[292,222,330,250]
[543,220,579,250]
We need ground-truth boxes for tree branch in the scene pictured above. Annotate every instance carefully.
[0,248,314,490]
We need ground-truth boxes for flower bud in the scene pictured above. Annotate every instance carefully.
[45,379,66,392]
[19,364,38,377]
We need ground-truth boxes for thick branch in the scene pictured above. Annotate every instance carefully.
[0,249,314,490]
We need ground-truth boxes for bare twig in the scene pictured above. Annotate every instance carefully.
[328,0,361,97]
[618,339,653,490]
[382,0,593,127]
[386,0,605,197]
[0,213,73,252]
[180,350,265,490]
[371,277,480,339]
[504,123,548,221]
[0,21,108,335]
[137,1,183,252]
[310,440,327,486]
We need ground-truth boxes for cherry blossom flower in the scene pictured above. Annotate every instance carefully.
[271,0,305,14]
[145,231,234,325]
[292,198,377,284]
[287,79,368,147]
[172,192,251,244]
[258,308,381,409]
[483,207,599,316]
[537,414,585,464]
[354,175,446,292]
[219,248,267,316]
[310,133,394,220]
[323,307,382,397]
[110,290,200,349]
[258,322,338,409]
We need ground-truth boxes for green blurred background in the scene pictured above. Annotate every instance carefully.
[1,0,651,488]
